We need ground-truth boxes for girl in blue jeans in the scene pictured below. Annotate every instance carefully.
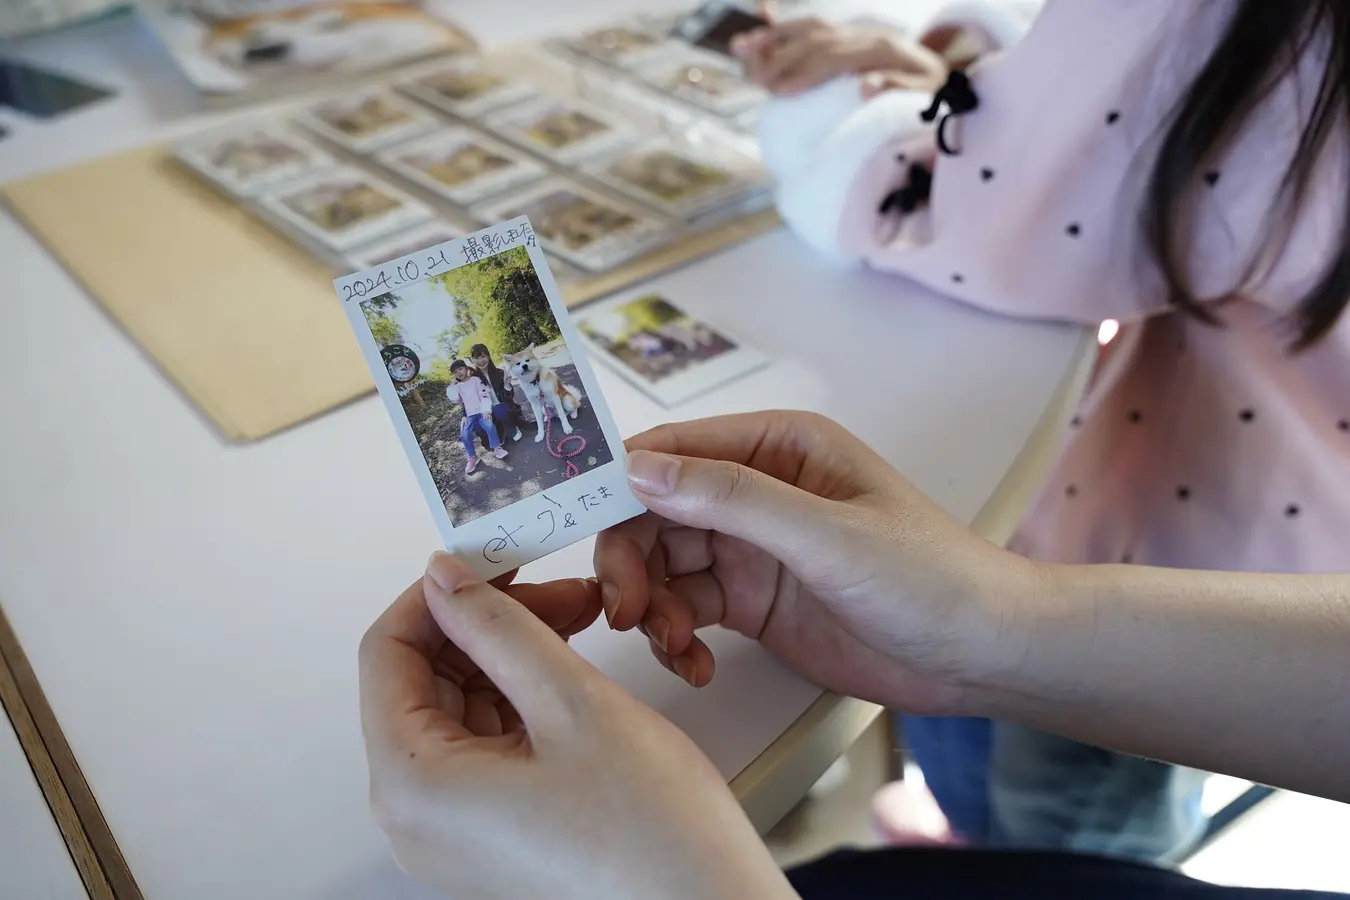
[448,359,507,475]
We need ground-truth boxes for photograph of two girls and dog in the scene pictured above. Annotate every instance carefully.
[360,246,615,526]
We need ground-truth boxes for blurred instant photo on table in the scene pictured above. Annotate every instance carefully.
[634,47,766,116]
[483,97,635,164]
[575,293,767,407]
[346,220,462,269]
[396,58,538,119]
[294,90,439,153]
[259,165,433,252]
[558,22,680,70]
[174,122,335,196]
[333,219,644,577]
[377,127,547,206]
[473,178,670,272]
[582,138,769,222]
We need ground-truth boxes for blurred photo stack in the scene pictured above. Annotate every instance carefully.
[170,3,774,283]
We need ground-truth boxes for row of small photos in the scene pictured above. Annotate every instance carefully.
[173,21,771,275]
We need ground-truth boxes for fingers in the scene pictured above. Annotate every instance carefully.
[423,552,591,731]
[593,511,662,632]
[504,577,603,637]
[625,450,838,564]
[359,576,470,761]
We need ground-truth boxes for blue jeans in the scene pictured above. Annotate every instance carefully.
[898,715,1208,865]
[460,413,501,457]
[490,402,518,439]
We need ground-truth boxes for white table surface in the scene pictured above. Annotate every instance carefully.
[0,4,1088,898]
[0,711,88,900]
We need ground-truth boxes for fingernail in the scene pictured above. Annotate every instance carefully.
[673,656,698,687]
[426,551,480,593]
[646,614,670,653]
[730,35,749,56]
[626,450,680,496]
[600,581,621,627]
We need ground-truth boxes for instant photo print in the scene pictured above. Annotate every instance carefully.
[634,47,766,117]
[377,127,547,206]
[582,138,770,221]
[559,23,679,69]
[174,122,335,197]
[397,59,538,119]
[473,178,670,272]
[484,98,635,164]
[576,293,767,407]
[295,90,439,153]
[334,218,645,578]
[259,166,434,252]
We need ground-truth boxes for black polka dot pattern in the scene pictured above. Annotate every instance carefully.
[1121,553,1133,564]
[1066,484,1078,498]
[1286,504,1301,518]
[1239,409,1255,422]
[1070,415,1082,428]
[1106,110,1121,125]
[1204,171,1221,187]
[1066,222,1082,237]
[896,153,907,163]
[980,167,995,181]
[1127,410,1142,424]
[1177,486,1192,501]
[1340,419,1349,432]
[951,273,964,284]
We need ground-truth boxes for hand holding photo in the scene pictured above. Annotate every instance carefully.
[334,218,645,577]
[576,293,768,407]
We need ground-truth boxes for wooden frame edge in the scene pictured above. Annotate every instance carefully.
[0,601,142,900]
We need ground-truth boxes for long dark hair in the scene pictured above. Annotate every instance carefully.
[1146,0,1350,351]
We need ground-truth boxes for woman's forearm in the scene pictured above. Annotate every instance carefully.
[975,563,1350,801]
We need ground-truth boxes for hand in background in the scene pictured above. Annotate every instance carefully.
[359,553,794,900]
[594,412,1033,715]
[732,17,947,97]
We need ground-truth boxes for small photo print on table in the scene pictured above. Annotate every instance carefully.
[474,178,669,271]
[634,48,766,116]
[174,123,334,196]
[484,98,634,164]
[583,138,768,221]
[560,23,678,69]
[575,293,767,407]
[295,90,438,153]
[334,220,643,576]
[260,166,433,251]
[397,59,538,119]
[377,127,546,206]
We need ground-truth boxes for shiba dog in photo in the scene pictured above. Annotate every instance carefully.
[502,345,582,442]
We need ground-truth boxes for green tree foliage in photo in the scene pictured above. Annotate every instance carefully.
[430,246,562,360]
[362,292,405,347]
[612,296,685,342]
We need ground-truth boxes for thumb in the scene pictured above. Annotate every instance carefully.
[625,449,838,563]
[423,552,588,731]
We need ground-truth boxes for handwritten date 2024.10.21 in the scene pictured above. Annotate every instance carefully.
[337,220,537,303]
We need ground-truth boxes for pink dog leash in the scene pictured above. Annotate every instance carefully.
[543,412,585,479]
